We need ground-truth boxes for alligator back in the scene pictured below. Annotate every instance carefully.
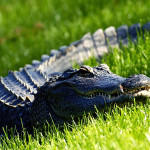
[0,22,150,133]
[25,22,150,75]
[0,68,47,132]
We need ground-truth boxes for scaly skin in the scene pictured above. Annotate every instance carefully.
[30,64,150,128]
[1,22,150,135]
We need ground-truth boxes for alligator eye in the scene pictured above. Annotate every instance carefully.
[98,64,111,73]
[79,65,93,76]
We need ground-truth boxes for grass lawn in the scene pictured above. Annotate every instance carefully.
[0,0,150,149]
[0,0,150,77]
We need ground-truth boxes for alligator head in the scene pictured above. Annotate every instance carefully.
[30,64,150,127]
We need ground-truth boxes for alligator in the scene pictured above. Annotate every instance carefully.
[0,22,150,136]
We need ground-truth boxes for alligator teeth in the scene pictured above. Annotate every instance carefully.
[81,86,150,99]
[82,91,123,99]
[123,86,150,96]
[133,90,150,97]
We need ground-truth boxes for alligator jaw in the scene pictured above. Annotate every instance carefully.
[77,86,150,101]
[124,86,150,97]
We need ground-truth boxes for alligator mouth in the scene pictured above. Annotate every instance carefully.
[78,86,150,100]
[124,86,150,97]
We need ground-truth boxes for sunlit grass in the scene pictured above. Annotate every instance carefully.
[0,0,150,149]
[1,34,150,150]
[0,0,150,76]
[84,33,150,77]
[1,101,150,149]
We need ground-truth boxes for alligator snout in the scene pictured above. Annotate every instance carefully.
[121,74,150,90]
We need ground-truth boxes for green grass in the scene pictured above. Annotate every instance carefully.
[0,0,150,77]
[83,34,150,77]
[1,33,150,150]
[1,102,150,150]
[0,0,150,149]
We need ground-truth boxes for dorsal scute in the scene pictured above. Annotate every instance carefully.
[0,67,47,108]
